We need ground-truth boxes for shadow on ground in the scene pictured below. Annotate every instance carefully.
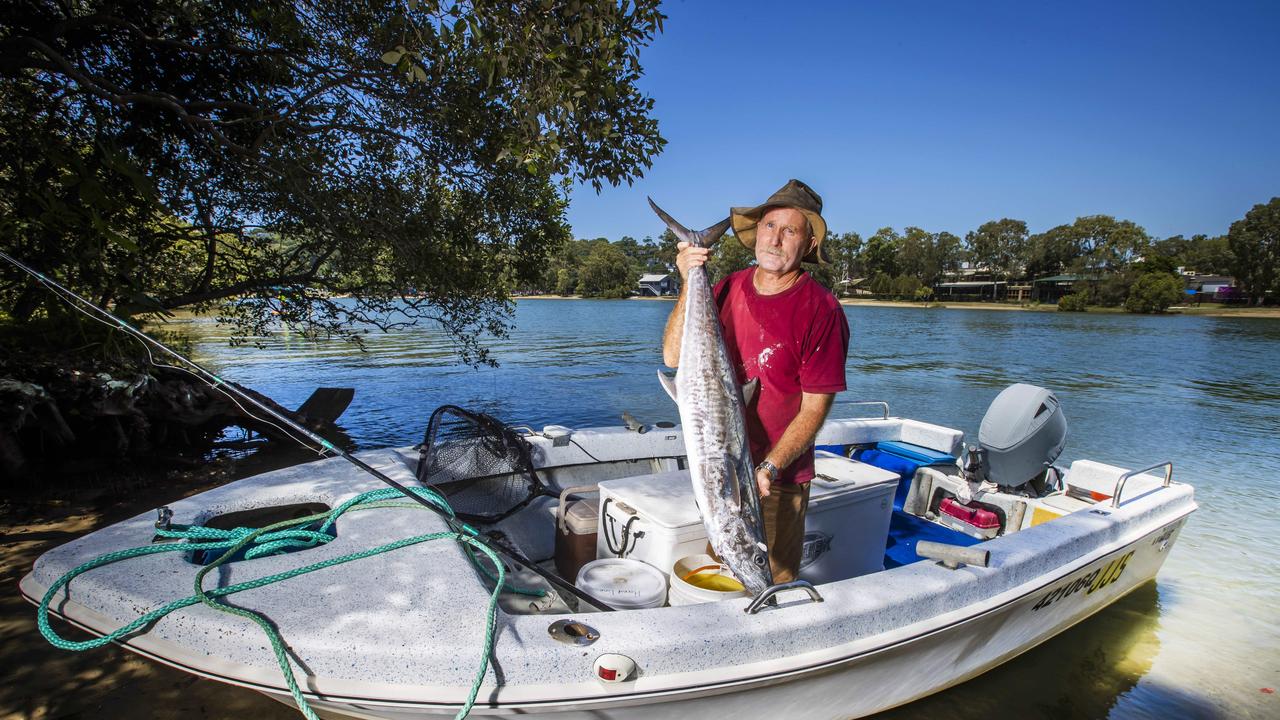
[1,450,310,720]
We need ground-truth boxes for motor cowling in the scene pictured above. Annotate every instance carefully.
[978,384,1068,488]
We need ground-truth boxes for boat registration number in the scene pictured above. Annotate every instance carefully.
[1031,550,1134,612]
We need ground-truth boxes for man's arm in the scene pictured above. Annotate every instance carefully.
[662,282,687,368]
[662,242,711,368]
[756,391,835,497]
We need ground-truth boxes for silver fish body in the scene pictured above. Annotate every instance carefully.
[650,199,773,596]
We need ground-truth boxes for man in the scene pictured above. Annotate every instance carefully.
[662,179,850,583]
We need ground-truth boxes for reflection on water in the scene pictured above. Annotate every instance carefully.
[171,300,1280,719]
[874,583,1186,720]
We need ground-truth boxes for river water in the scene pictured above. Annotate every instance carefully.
[177,299,1280,719]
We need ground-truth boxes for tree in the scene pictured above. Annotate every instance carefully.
[1026,223,1079,278]
[1228,197,1280,305]
[1057,293,1088,312]
[809,231,861,294]
[655,229,680,274]
[966,219,1028,280]
[868,273,893,296]
[860,227,901,279]
[1185,235,1235,276]
[707,233,755,282]
[1124,273,1184,313]
[1070,215,1150,275]
[897,227,932,283]
[576,242,632,298]
[554,268,576,296]
[892,274,923,300]
[0,0,667,364]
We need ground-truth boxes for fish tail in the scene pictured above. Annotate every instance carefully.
[647,197,731,249]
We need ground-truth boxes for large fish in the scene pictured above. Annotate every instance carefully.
[649,198,773,596]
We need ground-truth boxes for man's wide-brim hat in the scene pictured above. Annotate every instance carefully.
[730,179,829,264]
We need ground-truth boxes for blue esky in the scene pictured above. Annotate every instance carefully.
[564,0,1280,242]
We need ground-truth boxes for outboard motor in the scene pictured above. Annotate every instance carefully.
[977,384,1068,489]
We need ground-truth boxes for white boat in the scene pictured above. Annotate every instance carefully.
[20,387,1195,720]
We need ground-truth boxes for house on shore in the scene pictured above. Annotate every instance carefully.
[638,273,678,297]
[1185,274,1239,303]
[932,263,1031,302]
[1032,274,1088,303]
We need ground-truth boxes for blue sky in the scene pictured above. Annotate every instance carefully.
[564,0,1280,242]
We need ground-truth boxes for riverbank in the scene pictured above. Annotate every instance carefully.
[845,298,1280,318]
[1,453,301,719]
[516,294,1280,318]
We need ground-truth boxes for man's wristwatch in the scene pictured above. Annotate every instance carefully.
[755,460,779,484]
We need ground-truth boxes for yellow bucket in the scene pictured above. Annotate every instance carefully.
[669,554,751,605]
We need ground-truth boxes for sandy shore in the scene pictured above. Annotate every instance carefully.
[843,298,1280,318]
[518,295,1280,317]
[1,460,301,720]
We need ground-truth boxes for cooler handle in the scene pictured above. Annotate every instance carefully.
[557,485,599,534]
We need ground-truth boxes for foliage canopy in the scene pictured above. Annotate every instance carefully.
[0,0,666,364]
[1228,197,1280,305]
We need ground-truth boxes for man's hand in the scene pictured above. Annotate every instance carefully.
[755,467,772,498]
[675,241,712,281]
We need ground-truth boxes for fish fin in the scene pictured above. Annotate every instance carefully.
[741,377,759,406]
[657,370,678,403]
[648,197,731,249]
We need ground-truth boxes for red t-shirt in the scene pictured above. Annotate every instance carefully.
[713,268,850,484]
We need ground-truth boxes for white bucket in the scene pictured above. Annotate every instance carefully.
[668,554,751,605]
[575,558,667,610]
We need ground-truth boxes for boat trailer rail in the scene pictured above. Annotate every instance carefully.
[1112,461,1173,508]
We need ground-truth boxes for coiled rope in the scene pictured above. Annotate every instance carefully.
[37,486,539,720]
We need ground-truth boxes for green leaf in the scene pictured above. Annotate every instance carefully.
[107,229,139,253]
[380,50,403,64]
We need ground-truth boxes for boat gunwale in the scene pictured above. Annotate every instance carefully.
[19,479,1195,712]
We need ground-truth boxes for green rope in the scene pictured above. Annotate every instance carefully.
[36,487,515,720]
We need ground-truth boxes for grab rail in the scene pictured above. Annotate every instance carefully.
[845,401,890,420]
[1111,461,1173,508]
[745,580,824,614]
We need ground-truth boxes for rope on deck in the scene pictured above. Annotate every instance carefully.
[37,486,542,720]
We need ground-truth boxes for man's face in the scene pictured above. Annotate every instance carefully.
[754,207,815,274]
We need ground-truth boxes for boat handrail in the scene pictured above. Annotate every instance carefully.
[745,580,824,614]
[1111,461,1174,508]
[844,401,891,420]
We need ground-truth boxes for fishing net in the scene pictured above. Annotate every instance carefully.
[416,404,555,524]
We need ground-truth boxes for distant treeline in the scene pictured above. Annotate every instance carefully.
[524,197,1278,309]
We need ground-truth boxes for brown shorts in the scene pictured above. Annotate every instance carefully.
[706,481,811,585]
[760,481,811,584]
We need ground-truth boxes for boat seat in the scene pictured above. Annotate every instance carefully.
[1064,459,1169,505]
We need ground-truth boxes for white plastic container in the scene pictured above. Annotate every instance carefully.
[596,471,708,573]
[596,456,898,587]
[800,451,900,584]
[668,554,750,605]
[575,558,667,610]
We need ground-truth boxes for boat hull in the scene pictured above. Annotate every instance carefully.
[256,513,1189,719]
[19,422,1196,720]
